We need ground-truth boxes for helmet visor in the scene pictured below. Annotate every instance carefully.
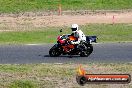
[71,28,77,31]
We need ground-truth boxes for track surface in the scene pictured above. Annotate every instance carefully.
[0,43,132,64]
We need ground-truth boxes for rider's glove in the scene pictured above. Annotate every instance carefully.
[71,41,77,44]
[70,41,74,44]
[71,40,80,44]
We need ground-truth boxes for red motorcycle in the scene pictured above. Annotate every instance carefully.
[49,31,96,57]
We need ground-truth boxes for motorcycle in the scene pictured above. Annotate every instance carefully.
[49,30,97,57]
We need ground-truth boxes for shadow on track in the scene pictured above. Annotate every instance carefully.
[44,55,81,58]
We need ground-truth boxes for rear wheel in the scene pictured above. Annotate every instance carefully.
[87,44,93,54]
[80,51,89,57]
[80,44,93,57]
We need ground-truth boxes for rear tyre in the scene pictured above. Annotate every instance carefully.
[87,44,93,54]
[80,44,93,57]
[80,51,89,57]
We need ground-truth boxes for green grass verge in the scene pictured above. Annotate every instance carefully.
[0,63,131,88]
[9,80,37,88]
[0,24,132,44]
[0,0,132,13]
[82,24,132,42]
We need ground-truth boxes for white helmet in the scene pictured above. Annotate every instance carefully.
[71,24,79,32]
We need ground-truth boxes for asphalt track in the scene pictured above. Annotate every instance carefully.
[0,43,132,64]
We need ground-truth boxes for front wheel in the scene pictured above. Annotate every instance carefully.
[49,45,61,57]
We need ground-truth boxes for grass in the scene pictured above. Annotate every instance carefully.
[0,63,131,88]
[0,64,31,73]
[0,24,132,44]
[9,80,37,88]
[0,0,132,13]
[82,24,132,42]
[0,27,61,44]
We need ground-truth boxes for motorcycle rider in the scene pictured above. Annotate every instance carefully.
[49,24,93,57]
[70,24,86,45]
[60,24,87,54]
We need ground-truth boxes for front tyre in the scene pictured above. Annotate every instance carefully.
[49,44,61,57]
